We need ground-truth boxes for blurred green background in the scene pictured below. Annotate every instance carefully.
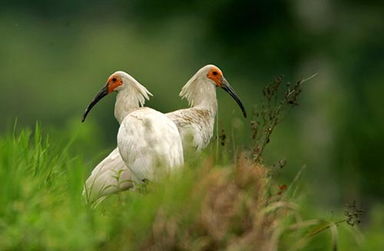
[0,0,382,225]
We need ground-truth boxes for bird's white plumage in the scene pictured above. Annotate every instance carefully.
[118,107,184,182]
[178,65,218,108]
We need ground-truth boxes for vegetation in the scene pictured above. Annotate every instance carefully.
[1,77,380,250]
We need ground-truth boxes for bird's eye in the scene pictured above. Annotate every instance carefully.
[212,71,218,76]
[112,77,117,82]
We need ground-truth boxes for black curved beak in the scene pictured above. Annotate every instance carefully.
[221,78,247,118]
[81,85,109,122]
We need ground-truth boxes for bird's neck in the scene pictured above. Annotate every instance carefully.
[184,78,218,113]
[114,87,143,123]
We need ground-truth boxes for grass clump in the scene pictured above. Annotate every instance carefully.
[142,156,279,250]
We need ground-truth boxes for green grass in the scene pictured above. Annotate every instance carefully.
[0,124,381,250]
[0,124,197,250]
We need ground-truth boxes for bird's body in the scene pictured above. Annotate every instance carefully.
[82,71,183,203]
[167,106,215,150]
[118,107,183,182]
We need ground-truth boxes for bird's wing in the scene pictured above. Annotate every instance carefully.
[166,108,213,150]
[118,108,184,182]
[83,148,134,204]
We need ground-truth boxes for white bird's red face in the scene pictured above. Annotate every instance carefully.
[107,74,123,93]
[206,66,224,87]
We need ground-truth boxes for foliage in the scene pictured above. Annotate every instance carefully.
[0,76,377,250]
[250,74,317,163]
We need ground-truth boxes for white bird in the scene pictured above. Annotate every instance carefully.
[167,64,247,150]
[82,71,183,203]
